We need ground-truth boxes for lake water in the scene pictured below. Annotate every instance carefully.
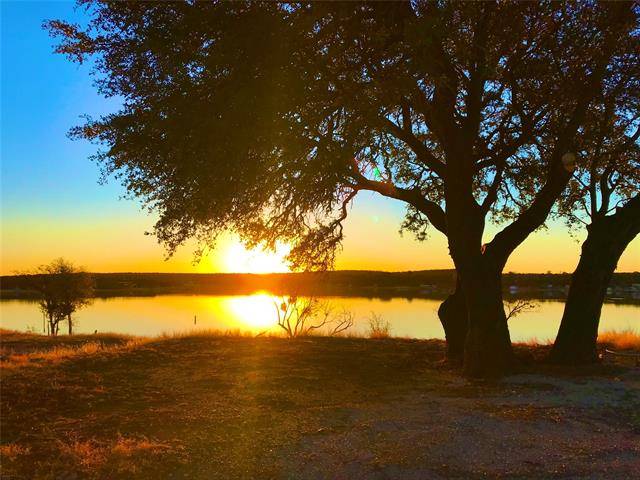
[0,294,637,343]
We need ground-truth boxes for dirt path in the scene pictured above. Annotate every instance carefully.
[286,371,640,479]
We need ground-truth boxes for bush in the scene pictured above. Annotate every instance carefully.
[367,313,391,339]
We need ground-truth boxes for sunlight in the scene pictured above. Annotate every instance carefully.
[222,242,290,274]
[223,293,279,330]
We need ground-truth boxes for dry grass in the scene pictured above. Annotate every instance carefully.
[0,331,449,479]
[56,435,181,475]
[517,337,554,347]
[0,337,149,369]
[0,328,279,369]
[598,329,640,350]
[367,313,392,339]
[1,331,639,479]
[516,330,640,352]
[0,443,30,459]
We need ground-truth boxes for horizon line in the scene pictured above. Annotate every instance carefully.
[2,269,639,277]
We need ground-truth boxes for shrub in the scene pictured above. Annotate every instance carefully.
[367,313,391,339]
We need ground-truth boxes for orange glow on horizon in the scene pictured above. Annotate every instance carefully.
[219,242,290,274]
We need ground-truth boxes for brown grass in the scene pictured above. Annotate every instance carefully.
[367,313,391,339]
[0,443,30,459]
[516,337,554,347]
[55,435,182,475]
[516,330,640,352]
[598,329,640,350]
[0,337,148,369]
[1,330,638,478]
[0,331,448,478]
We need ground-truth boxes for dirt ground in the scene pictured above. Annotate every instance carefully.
[1,332,638,479]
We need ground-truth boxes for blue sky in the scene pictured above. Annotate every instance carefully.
[2,1,124,218]
[1,1,638,274]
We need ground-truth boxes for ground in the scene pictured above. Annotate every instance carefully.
[1,331,639,479]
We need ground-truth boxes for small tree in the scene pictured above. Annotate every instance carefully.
[504,299,538,322]
[31,269,64,336]
[273,296,353,338]
[29,259,94,336]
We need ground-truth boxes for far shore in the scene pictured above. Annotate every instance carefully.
[2,270,639,302]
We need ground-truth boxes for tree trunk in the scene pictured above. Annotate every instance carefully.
[444,190,512,377]
[460,260,513,378]
[550,197,640,365]
[67,314,73,335]
[438,276,467,362]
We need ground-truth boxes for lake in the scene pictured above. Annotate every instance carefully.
[1,294,638,342]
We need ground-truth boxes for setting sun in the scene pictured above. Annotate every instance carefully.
[222,242,290,274]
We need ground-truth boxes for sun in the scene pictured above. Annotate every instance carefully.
[222,242,290,274]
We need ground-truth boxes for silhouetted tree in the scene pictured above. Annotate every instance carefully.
[504,299,537,322]
[47,1,638,376]
[274,296,353,338]
[549,99,640,364]
[29,258,94,336]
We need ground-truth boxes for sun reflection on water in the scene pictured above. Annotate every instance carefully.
[1,295,638,342]
[219,292,280,331]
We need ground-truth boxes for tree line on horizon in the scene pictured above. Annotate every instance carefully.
[4,270,639,295]
[45,0,639,377]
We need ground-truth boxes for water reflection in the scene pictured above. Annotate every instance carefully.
[221,293,279,330]
[0,294,637,343]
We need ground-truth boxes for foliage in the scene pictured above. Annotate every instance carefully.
[45,1,639,270]
[554,75,640,232]
[46,1,639,375]
[27,258,94,336]
[504,299,538,321]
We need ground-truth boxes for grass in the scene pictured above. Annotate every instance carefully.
[366,313,392,339]
[1,329,639,479]
[598,329,640,350]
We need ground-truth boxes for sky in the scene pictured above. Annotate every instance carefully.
[1,1,638,275]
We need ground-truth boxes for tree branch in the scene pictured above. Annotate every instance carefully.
[350,165,447,234]
[381,117,446,177]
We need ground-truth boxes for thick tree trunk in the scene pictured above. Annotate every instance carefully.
[444,189,512,377]
[437,276,467,362]
[460,260,513,378]
[550,197,640,365]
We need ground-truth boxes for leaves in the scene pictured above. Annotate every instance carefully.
[48,1,639,269]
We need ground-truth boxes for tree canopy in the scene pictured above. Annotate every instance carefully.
[29,258,94,336]
[48,1,638,268]
[48,0,639,376]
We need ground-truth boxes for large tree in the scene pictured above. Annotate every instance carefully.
[549,99,640,365]
[48,1,637,376]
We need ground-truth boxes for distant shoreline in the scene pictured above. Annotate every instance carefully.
[2,270,639,302]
